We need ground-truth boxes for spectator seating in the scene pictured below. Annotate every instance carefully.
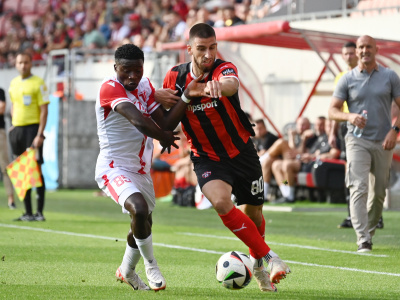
[36,0,50,15]
[298,158,346,203]
[2,0,22,14]
[1,0,49,16]
[20,0,38,15]
[268,158,346,203]
[351,0,400,17]
[0,14,12,37]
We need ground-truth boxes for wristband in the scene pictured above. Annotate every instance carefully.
[392,125,400,133]
[181,93,191,104]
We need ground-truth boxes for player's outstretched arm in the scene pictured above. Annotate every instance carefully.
[153,75,206,131]
[205,77,238,98]
[115,102,179,151]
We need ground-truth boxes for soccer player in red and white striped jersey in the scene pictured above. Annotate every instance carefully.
[162,23,291,292]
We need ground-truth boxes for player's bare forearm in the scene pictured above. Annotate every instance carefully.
[220,77,238,97]
[116,102,167,141]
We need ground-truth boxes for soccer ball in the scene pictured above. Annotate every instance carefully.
[215,251,253,290]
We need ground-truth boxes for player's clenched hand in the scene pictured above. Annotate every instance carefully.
[160,131,180,154]
[155,88,180,109]
[204,80,222,99]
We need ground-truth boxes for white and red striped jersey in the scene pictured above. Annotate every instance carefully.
[95,75,160,175]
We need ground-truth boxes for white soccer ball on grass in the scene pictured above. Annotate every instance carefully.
[215,251,253,290]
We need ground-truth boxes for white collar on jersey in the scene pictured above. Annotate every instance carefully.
[190,61,216,81]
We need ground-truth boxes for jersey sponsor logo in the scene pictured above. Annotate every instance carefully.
[107,81,115,87]
[202,171,211,178]
[187,100,218,112]
[221,68,236,76]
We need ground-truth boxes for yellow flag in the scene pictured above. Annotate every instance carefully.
[6,148,43,201]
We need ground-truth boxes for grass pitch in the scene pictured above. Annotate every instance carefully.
[0,186,399,299]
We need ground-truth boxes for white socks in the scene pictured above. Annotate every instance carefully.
[134,234,156,265]
[120,243,141,274]
[263,182,269,200]
[279,184,290,198]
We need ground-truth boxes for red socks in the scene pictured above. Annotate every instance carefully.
[249,215,266,259]
[219,206,270,258]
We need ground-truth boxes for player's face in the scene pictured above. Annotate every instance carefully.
[314,118,326,136]
[356,36,378,66]
[15,54,32,78]
[188,36,217,75]
[114,59,144,91]
[341,46,357,68]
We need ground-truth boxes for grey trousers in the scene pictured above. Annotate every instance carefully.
[345,135,393,246]
[0,129,13,196]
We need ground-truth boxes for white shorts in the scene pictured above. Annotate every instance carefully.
[95,167,156,214]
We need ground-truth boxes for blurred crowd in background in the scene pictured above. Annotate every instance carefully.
[0,0,285,68]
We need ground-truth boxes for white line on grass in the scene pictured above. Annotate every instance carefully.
[1,223,399,278]
[178,232,389,258]
[177,232,389,257]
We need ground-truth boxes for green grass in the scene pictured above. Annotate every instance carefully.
[0,185,399,299]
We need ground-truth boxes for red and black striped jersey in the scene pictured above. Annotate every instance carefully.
[163,59,255,161]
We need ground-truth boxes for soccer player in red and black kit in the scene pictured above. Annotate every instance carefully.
[163,23,291,292]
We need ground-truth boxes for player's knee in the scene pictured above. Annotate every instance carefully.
[124,197,149,220]
[213,197,234,215]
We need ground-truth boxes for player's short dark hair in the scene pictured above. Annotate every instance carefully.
[343,41,356,49]
[189,23,215,44]
[16,51,32,61]
[254,118,266,125]
[115,43,144,64]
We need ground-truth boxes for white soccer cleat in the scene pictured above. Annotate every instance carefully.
[253,266,277,292]
[116,266,151,291]
[145,260,166,291]
[268,257,291,284]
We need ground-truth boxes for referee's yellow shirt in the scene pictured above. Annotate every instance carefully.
[9,75,49,126]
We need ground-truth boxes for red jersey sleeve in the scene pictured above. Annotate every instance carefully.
[163,68,177,90]
[214,62,239,82]
[99,80,130,111]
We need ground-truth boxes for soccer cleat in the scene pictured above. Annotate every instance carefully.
[145,260,166,291]
[115,267,150,291]
[14,214,35,221]
[268,257,291,284]
[337,217,352,229]
[253,266,277,292]
[357,242,372,253]
[376,217,384,229]
[8,203,16,210]
[34,212,46,221]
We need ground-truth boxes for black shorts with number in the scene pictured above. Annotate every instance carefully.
[192,141,264,206]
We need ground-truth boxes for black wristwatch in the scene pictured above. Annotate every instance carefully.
[392,126,400,133]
